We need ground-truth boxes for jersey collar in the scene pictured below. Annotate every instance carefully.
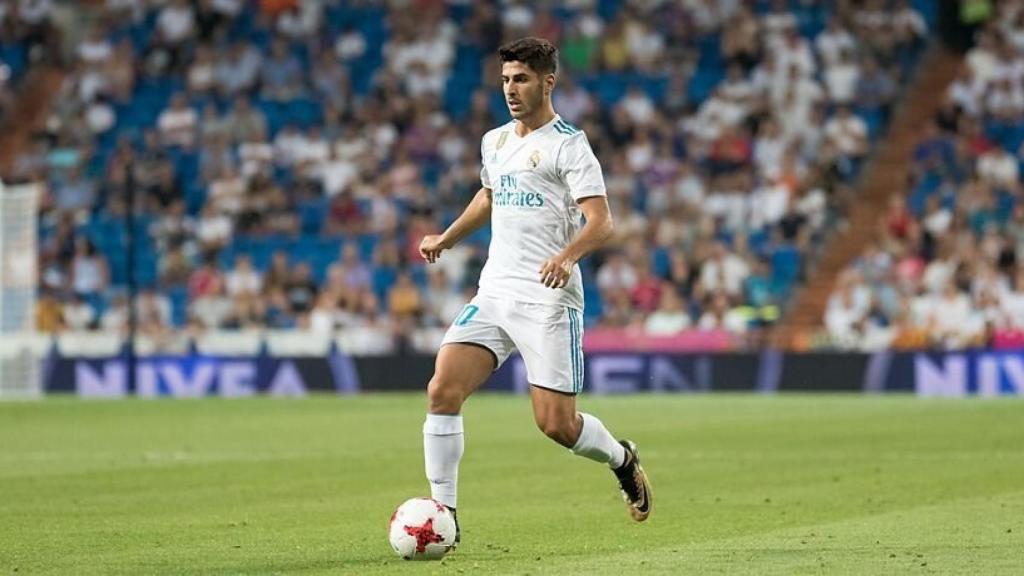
[512,114,561,139]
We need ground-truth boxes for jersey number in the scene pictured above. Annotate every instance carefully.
[454,305,479,326]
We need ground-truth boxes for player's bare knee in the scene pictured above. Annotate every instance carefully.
[536,416,577,447]
[426,377,464,414]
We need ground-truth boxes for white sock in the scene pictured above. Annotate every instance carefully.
[423,413,464,509]
[571,413,626,469]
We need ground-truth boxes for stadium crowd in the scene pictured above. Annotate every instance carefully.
[4,0,931,352]
[824,6,1024,351]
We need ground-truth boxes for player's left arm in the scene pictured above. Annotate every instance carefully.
[539,195,614,289]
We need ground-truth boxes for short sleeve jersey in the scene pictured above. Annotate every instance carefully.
[477,115,606,310]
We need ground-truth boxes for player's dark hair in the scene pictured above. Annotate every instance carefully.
[498,37,558,75]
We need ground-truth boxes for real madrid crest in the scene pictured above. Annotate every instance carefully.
[528,150,541,169]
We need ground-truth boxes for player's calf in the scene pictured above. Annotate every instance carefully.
[530,385,583,447]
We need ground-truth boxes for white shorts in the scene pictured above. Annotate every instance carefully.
[441,294,585,395]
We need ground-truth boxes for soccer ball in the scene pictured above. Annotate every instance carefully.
[387,497,457,560]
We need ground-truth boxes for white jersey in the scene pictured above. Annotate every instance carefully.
[477,115,606,311]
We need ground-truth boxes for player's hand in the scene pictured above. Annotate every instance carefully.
[419,234,451,264]
[539,255,574,289]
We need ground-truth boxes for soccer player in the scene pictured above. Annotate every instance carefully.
[418,37,652,543]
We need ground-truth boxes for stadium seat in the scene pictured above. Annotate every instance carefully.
[167,287,189,328]
[770,246,802,289]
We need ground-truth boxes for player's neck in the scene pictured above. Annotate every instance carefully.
[514,106,557,137]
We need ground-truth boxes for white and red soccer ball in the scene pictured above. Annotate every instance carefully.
[387,497,457,560]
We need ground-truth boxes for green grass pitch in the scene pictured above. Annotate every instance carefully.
[1,394,1023,574]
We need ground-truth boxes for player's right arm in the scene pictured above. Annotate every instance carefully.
[419,187,492,264]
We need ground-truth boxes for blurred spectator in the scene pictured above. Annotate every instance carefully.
[189,279,233,329]
[643,288,691,335]
[277,0,321,39]
[698,292,748,333]
[261,39,305,101]
[196,203,233,254]
[224,95,266,142]
[816,16,857,68]
[309,291,339,334]
[36,291,64,333]
[157,93,198,148]
[188,254,223,300]
[64,294,97,331]
[630,261,663,314]
[324,191,364,235]
[422,268,466,327]
[722,6,761,70]
[156,0,194,47]
[335,24,367,62]
[855,57,896,114]
[85,95,116,134]
[216,41,262,96]
[977,146,1018,188]
[159,246,193,286]
[78,27,112,65]
[208,165,245,214]
[53,167,96,214]
[699,243,750,299]
[107,40,137,102]
[388,270,422,320]
[138,288,173,329]
[338,244,371,294]
[825,270,871,344]
[70,238,109,298]
[597,252,637,295]
[187,44,216,94]
[313,51,351,111]
[561,19,600,73]
[824,105,868,161]
[824,50,860,106]
[286,263,317,314]
[100,294,129,332]
[553,76,593,124]
[226,255,263,298]
[263,251,291,294]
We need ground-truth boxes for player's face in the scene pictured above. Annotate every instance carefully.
[502,61,551,119]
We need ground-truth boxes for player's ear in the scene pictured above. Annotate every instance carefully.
[545,73,556,95]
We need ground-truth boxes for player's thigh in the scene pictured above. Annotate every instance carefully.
[429,342,496,402]
[429,298,515,411]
